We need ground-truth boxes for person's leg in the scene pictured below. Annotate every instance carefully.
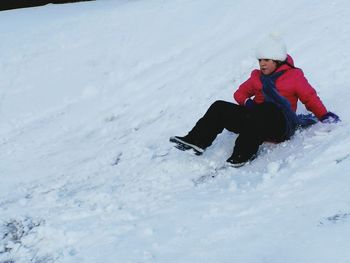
[176,100,249,149]
[250,102,286,141]
[227,132,263,166]
[227,102,286,166]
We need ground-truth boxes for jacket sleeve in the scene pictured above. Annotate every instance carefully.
[294,70,328,119]
[234,71,257,105]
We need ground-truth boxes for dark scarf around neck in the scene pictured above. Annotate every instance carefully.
[260,71,318,139]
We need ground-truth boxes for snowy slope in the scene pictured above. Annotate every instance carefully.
[1,0,350,262]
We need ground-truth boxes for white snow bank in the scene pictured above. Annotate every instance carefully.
[1,0,350,262]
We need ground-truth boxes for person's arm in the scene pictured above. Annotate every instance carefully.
[294,69,327,119]
[234,70,257,106]
[294,69,340,122]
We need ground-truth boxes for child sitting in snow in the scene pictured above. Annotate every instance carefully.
[170,35,340,167]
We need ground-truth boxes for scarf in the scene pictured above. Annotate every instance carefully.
[260,71,318,139]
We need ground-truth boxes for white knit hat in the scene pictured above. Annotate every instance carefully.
[255,34,287,61]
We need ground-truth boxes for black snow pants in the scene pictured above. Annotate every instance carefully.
[185,100,287,160]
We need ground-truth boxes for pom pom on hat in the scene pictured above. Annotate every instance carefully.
[255,34,287,61]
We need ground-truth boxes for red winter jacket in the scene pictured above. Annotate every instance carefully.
[234,55,327,119]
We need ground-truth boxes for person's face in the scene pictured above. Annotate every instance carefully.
[258,59,278,75]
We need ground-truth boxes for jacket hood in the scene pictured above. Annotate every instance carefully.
[276,54,295,72]
[285,54,294,67]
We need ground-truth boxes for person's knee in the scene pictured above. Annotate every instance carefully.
[210,100,229,111]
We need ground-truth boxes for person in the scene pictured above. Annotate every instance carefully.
[170,35,340,167]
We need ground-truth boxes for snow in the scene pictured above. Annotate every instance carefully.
[1,0,350,262]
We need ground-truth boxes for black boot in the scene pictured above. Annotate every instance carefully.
[170,136,205,155]
[226,152,257,167]
[226,132,261,167]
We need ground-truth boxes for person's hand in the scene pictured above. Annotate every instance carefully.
[245,99,256,109]
[320,112,340,123]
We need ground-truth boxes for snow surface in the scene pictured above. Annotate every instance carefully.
[1,0,350,262]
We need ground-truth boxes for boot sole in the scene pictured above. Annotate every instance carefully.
[169,136,204,155]
[226,161,247,168]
